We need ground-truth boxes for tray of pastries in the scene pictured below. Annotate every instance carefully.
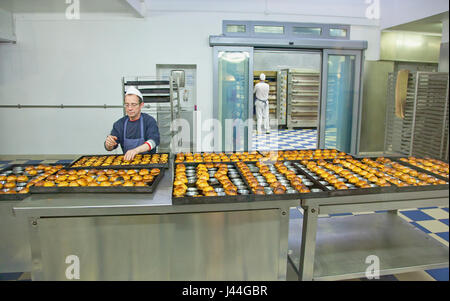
[362,157,448,191]
[172,163,253,204]
[0,164,66,200]
[69,153,169,169]
[293,159,399,197]
[29,167,164,193]
[174,151,263,163]
[395,157,448,180]
[292,156,448,197]
[234,161,328,200]
[258,149,351,162]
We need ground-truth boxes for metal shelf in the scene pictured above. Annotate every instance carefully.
[287,70,320,129]
[288,213,449,281]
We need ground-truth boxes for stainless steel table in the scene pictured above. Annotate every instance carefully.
[14,170,298,281]
[288,190,449,281]
[0,200,32,273]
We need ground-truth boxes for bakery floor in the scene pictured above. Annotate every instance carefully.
[1,128,448,281]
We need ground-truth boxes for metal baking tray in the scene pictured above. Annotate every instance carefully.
[174,152,262,164]
[0,163,67,201]
[327,157,448,195]
[290,160,399,198]
[234,161,329,201]
[391,158,449,182]
[257,149,350,162]
[171,162,253,205]
[30,168,164,194]
[68,153,170,170]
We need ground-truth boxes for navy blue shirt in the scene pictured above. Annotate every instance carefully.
[109,113,160,154]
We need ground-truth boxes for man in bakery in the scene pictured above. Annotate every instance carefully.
[253,73,270,135]
[104,86,160,160]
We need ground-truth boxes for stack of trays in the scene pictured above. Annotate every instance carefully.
[69,153,170,169]
[0,164,65,200]
[30,167,164,193]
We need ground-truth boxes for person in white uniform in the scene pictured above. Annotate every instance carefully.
[253,73,270,134]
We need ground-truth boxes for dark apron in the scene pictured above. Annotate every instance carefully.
[123,117,146,153]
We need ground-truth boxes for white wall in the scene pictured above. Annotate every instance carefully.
[0,3,381,155]
[380,0,449,30]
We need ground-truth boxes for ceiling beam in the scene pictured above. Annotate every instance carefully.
[124,0,146,18]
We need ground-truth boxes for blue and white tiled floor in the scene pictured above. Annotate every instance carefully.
[253,129,317,150]
[1,129,448,281]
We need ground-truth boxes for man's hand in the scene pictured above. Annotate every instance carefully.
[124,149,139,161]
[105,135,118,150]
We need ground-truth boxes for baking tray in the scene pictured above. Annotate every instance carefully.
[335,157,448,195]
[257,149,351,162]
[30,168,164,194]
[289,160,399,198]
[174,151,262,164]
[391,158,449,182]
[234,161,329,201]
[68,153,170,170]
[0,163,67,201]
[171,162,253,205]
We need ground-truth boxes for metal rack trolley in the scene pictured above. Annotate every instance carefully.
[286,69,320,129]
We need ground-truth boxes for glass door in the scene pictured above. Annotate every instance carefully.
[319,49,362,154]
[213,47,253,152]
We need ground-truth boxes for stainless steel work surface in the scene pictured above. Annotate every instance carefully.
[288,213,449,281]
[32,208,288,280]
[13,167,299,217]
[0,200,32,273]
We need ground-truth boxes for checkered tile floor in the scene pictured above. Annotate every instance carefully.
[1,150,448,281]
[252,129,317,150]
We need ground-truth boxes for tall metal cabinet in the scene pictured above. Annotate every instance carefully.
[286,69,320,129]
[122,76,180,153]
[277,70,288,126]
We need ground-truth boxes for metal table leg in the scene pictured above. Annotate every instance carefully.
[298,205,319,281]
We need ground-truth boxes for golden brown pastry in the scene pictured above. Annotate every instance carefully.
[69,181,80,187]
[123,181,134,187]
[17,175,29,183]
[4,182,16,189]
[97,175,108,182]
[43,181,55,187]
[88,182,99,187]
[139,169,150,176]
[151,168,161,176]
[135,182,147,187]
[6,175,17,182]
[132,175,143,182]
[67,175,78,181]
[76,179,88,186]
[18,188,29,194]
[100,181,112,187]
[58,181,69,187]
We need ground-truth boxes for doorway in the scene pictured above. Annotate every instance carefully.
[253,49,322,150]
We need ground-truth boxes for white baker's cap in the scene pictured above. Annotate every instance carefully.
[259,73,266,81]
[125,86,143,101]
